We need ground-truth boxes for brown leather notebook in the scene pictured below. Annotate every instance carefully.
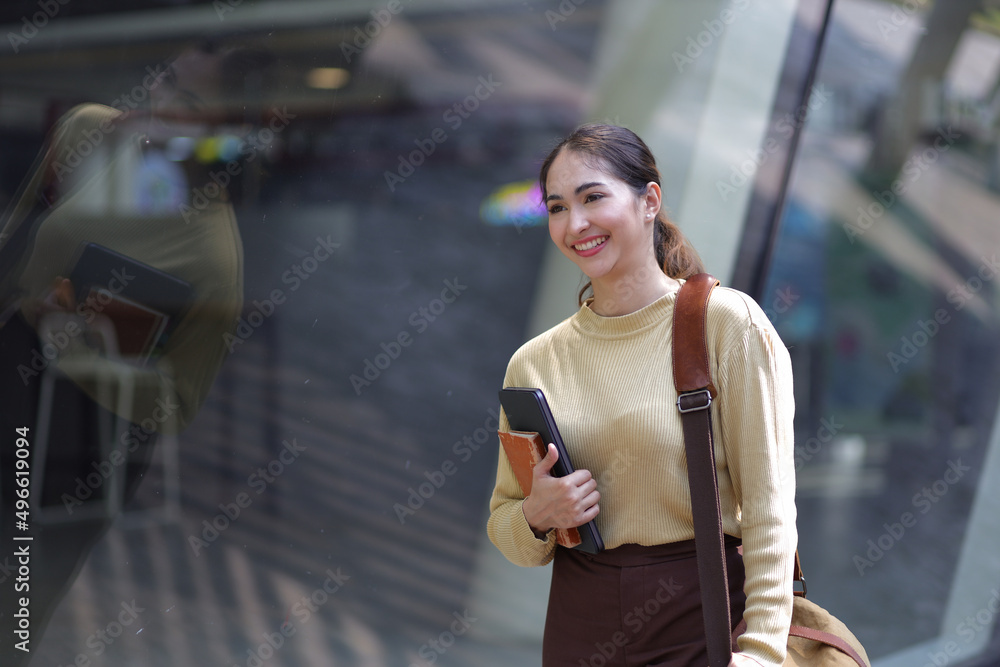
[497,430,582,548]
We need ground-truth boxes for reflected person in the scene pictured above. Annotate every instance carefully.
[0,40,274,660]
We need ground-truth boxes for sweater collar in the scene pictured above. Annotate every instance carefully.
[572,279,685,338]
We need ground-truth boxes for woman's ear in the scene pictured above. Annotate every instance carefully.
[642,182,662,221]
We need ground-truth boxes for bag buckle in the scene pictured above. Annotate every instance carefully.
[677,389,713,413]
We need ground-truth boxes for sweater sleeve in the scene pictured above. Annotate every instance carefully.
[486,360,557,567]
[717,312,797,666]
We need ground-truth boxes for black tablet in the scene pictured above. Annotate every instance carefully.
[498,387,605,554]
[69,242,195,362]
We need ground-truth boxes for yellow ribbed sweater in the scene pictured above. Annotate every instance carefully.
[487,282,797,666]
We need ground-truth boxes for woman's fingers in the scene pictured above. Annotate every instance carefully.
[548,475,600,527]
[51,277,75,309]
[532,443,559,479]
[524,455,601,531]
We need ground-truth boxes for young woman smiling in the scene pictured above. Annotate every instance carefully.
[488,124,797,667]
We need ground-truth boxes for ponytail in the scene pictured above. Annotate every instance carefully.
[654,215,703,280]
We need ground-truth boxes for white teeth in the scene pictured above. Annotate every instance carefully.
[574,236,607,251]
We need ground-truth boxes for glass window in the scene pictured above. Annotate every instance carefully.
[762,1,1000,664]
[3,1,950,666]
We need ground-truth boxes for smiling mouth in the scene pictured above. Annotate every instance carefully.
[573,236,608,252]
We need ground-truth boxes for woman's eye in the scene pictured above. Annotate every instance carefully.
[584,193,602,203]
[547,204,565,214]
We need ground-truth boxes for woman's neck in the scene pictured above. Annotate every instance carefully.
[588,266,680,317]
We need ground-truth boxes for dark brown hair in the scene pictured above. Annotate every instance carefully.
[539,123,703,305]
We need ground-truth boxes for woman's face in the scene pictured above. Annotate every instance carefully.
[544,149,660,286]
[149,49,223,121]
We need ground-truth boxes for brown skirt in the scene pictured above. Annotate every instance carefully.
[542,538,746,667]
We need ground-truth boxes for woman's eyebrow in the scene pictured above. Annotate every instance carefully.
[545,181,606,202]
[575,181,605,194]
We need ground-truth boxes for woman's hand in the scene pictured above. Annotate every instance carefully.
[728,653,765,667]
[521,444,599,534]
[25,276,76,327]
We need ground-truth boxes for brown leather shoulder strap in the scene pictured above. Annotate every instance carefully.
[673,273,731,667]
[672,273,720,395]
[788,626,868,667]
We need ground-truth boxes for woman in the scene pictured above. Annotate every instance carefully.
[0,40,271,664]
[487,124,797,667]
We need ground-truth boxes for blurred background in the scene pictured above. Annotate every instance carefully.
[0,0,998,665]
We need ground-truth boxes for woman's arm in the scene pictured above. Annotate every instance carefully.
[486,421,559,567]
[717,309,797,667]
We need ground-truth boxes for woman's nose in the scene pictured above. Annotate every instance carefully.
[568,207,589,233]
